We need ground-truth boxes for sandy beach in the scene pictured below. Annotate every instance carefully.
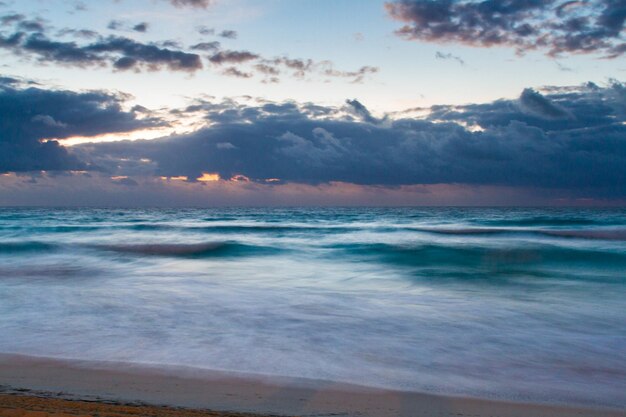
[0,395,263,417]
[0,354,624,417]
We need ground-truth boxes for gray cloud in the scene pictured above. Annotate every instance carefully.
[107,20,123,30]
[222,66,253,78]
[190,41,220,51]
[57,28,99,39]
[321,65,379,83]
[208,50,259,65]
[0,12,201,72]
[0,75,20,85]
[345,98,383,124]
[435,51,464,65]
[426,81,620,130]
[518,88,572,119]
[133,22,149,33]
[262,57,313,79]
[18,18,45,32]
[0,13,24,25]
[196,26,215,36]
[112,176,139,186]
[0,11,377,82]
[386,0,626,58]
[88,36,202,71]
[0,31,203,72]
[218,29,237,39]
[108,20,149,33]
[254,63,280,76]
[78,82,626,198]
[0,79,164,172]
[194,26,237,39]
[255,57,378,83]
[168,0,213,8]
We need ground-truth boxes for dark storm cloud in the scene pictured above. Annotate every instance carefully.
[0,81,164,172]
[0,31,203,72]
[518,88,572,119]
[0,76,19,85]
[21,33,100,64]
[0,10,200,72]
[345,98,382,124]
[80,82,626,197]
[0,32,22,47]
[88,36,202,71]
[426,82,620,130]
[386,0,626,58]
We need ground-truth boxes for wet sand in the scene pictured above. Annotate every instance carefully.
[0,354,624,417]
[0,394,266,417]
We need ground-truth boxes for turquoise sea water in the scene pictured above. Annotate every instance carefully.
[0,208,624,407]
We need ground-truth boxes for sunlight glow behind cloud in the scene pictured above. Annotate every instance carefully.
[196,172,221,182]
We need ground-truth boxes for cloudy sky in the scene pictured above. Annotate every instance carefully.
[1,0,624,206]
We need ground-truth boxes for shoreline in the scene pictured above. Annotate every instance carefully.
[0,354,624,417]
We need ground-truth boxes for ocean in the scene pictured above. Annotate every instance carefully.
[0,207,624,407]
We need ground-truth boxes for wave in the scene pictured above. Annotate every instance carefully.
[483,217,611,227]
[541,229,626,241]
[128,224,178,231]
[412,227,516,236]
[0,241,57,253]
[412,227,626,241]
[1,223,355,234]
[93,242,279,258]
[195,224,357,233]
[85,224,626,241]
[10,219,625,243]
[0,225,105,233]
[0,240,278,258]
[332,242,626,272]
[2,223,180,233]
[128,223,361,235]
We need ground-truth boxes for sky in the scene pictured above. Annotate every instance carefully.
[0,0,625,206]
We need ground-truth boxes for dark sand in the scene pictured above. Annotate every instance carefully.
[1,354,624,417]
[0,394,266,417]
